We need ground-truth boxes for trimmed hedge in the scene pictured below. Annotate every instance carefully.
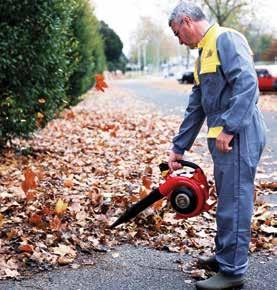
[0,0,105,145]
[67,0,106,100]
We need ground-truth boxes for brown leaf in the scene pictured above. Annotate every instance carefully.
[50,216,62,231]
[0,213,4,227]
[258,182,277,191]
[21,168,37,194]
[25,190,37,201]
[142,176,152,189]
[58,256,75,265]
[29,214,42,226]
[87,188,103,206]
[42,206,53,215]
[139,186,148,199]
[64,179,74,188]
[152,199,164,211]
[144,166,153,176]
[6,229,18,240]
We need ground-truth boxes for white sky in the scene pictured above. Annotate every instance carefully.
[93,0,277,56]
[93,0,173,55]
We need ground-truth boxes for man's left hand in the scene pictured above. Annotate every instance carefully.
[216,131,234,153]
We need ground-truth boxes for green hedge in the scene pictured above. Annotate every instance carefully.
[67,0,106,101]
[0,0,105,145]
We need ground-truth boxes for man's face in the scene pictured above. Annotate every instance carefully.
[171,18,198,49]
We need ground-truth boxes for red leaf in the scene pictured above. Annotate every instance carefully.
[22,168,37,194]
[29,214,42,226]
[19,244,33,253]
[142,176,152,189]
[50,216,62,231]
[95,74,108,92]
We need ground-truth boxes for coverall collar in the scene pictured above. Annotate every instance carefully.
[197,23,219,49]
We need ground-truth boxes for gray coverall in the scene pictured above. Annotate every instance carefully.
[172,23,266,276]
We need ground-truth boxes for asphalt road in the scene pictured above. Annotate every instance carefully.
[0,245,276,290]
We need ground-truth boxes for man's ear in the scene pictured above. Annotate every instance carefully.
[183,15,192,27]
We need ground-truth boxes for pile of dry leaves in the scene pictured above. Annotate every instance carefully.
[0,86,276,279]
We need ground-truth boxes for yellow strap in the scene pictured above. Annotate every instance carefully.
[194,58,200,85]
[207,126,223,138]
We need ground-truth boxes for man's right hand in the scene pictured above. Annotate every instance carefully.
[168,151,184,172]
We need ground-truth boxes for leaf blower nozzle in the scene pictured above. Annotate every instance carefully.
[110,188,163,229]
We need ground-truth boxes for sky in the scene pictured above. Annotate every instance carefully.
[93,0,277,57]
[92,0,173,55]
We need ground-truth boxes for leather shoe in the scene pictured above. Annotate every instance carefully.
[195,272,245,290]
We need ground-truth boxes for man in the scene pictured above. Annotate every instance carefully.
[168,2,266,290]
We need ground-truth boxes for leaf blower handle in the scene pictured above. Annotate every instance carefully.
[159,160,200,176]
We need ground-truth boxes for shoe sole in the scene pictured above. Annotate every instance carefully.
[196,283,244,290]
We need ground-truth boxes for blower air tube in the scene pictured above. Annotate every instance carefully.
[110,188,163,229]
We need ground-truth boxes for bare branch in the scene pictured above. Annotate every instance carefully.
[221,2,248,24]
[203,0,217,16]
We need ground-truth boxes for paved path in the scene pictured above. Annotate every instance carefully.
[0,245,276,290]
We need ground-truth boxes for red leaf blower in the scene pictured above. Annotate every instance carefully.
[110,160,216,229]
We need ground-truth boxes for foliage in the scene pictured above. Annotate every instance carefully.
[99,21,127,72]
[0,0,78,144]
[67,0,106,101]
[261,39,277,62]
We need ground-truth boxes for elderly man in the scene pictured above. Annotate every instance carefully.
[168,2,266,290]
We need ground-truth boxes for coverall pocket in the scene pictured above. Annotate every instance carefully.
[207,138,235,165]
[244,113,266,168]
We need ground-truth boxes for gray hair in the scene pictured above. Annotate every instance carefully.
[169,1,206,26]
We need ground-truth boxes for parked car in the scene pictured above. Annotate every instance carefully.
[177,68,194,84]
[255,65,277,91]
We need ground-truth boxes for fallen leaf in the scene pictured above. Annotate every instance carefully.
[53,244,76,257]
[55,199,68,215]
[95,74,108,92]
[64,179,74,188]
[58,255,75,265]
[50,216,62,231]
[0,213,4,227]
[29,214,42,226]
[21,168,37,194]
[142,175,152,189]
[19,244,33,253]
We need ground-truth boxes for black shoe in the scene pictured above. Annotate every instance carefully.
[195,272,245,290]
[197,255,219,272]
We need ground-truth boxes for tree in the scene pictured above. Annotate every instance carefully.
[201,0,248,26]
[261,39,277,62]
[99,21,127,72]
[129,16,186,70]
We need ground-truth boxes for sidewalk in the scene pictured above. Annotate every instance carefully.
[0,245,276,290]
